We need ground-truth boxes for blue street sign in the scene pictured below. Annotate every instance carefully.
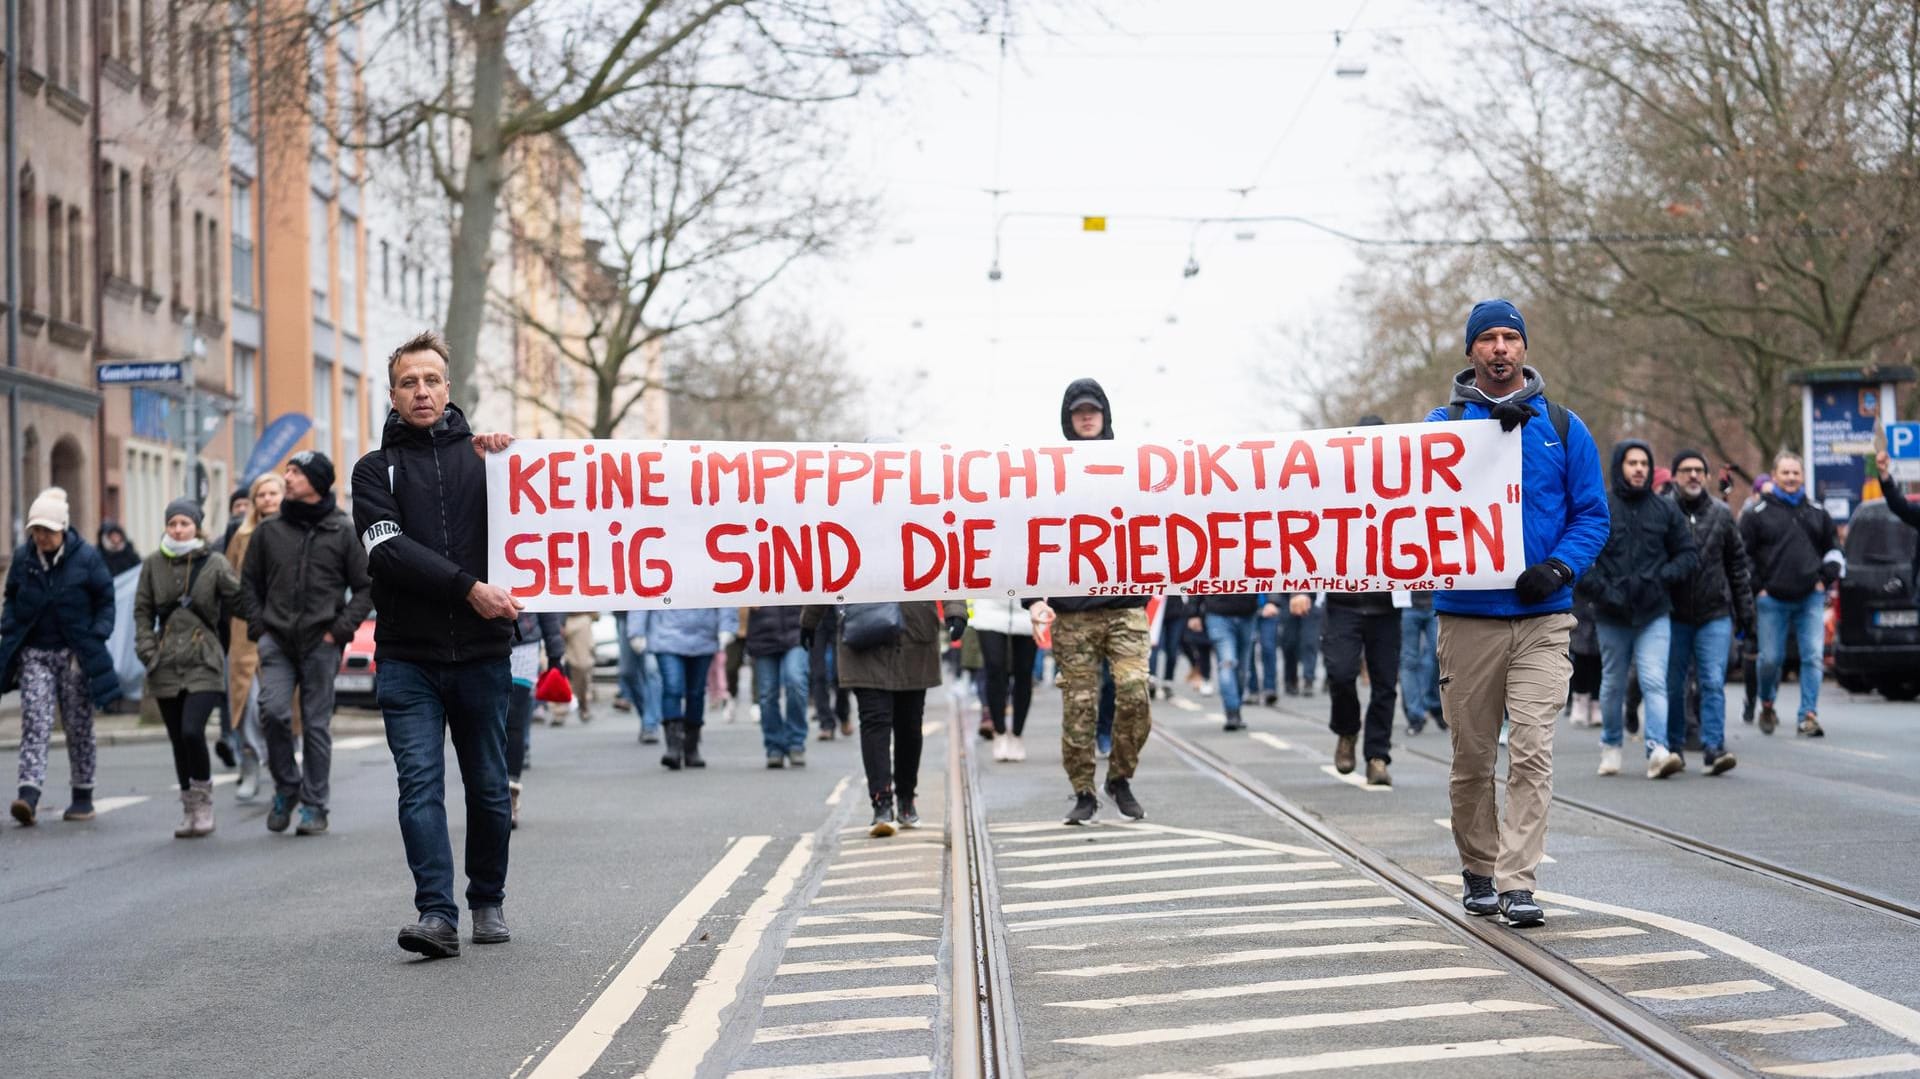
[97,361,183,385]
[239,413,313,484]
[1890,422,1920,459]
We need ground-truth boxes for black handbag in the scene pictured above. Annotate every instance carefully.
[840,602,904,651]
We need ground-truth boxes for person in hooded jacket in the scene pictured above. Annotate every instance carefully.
[1317,416,1402,784]
[745,605,811,768]
[96,521,142,577]
[1666,449,1754,776]
[3,488,120,825]
[1029,378,1153,826]
[1426,300,1610,929]
[136,498,242,837]
[351,330,521,959]
[1577,439,1699,780]
[1739,451,1842,738]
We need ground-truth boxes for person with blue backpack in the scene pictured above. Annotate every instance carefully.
[1428,299,1610,930]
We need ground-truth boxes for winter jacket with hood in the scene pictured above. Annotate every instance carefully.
[1046,377,1150,614]
[244,494,374,656]
[96,522,142,577]
[135,545,242,697]
[351,402,513,665]
[1739,488,1842,603]
[1574,439,1698,628]
[0,530,121,705]
[1425,366,1610,618]
[743,605,806,657]
[799,601,944,691]
[1668,487,1754,629]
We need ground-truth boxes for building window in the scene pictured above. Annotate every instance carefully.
[117,0,132,62]
[140,170,155,290]
[66,204,83,322]
[118,167,132,279]
[231,179,255,306]
[167,5,181,112]
[233,344,258,468]
[205,218,220,314]
[192,210,205,315]
[230,21,253,133]
[99,163,116,277]
[169,185,183,309]
[338,211,357,329]
[380,240,390,299]
[312,360,334,459]
[47,197,65,319]
[64,0,80,90]
[341,377,360,474]
[46,0,63,87]
[19,167,35,313]
[310,192,329,312]
[21,0,33,73]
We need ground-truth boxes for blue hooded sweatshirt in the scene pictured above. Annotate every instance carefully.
[1424,365,1610,618]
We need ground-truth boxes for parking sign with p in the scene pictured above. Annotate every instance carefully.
[1889,421,1920,482]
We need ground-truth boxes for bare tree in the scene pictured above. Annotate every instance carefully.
[670,310,868,441]
[492,68,870,439]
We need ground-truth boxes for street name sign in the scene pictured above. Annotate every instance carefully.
[97,362,183,385]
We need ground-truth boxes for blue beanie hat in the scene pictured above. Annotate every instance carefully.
[1464,298,1527,354]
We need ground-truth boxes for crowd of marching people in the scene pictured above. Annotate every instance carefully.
[5,302,1915,953]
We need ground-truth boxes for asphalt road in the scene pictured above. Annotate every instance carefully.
[3,674,1917,1079]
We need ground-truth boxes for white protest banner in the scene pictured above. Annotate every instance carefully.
[485,421,1526,612]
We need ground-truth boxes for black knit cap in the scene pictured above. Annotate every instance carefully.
[1671,448,1708,473]
[288,450,335,498]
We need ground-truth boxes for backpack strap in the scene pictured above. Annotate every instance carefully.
[1445,403,1464,422]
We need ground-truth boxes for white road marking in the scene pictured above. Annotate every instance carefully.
[828,855,938,873]
[1250,733,1294,752]
[528,836,769,1079]
[1008,862,1343,891]
[1695,1012,1847,1035]
[754,1016,933,1043]
[810,888,941,905]
[999,838,1220,859]
[1003,849,1279,873]
[1133,1035,1617,1078]
[1172,697,1200,712]
[726,1056,932,1079]
[1120,822,1327,858]
[1002,878,1375,914]
[89,795,149,815]
[641,836,815,1078]
[1319,764,1391,792]
[1007,897,1405,932]
[1044,940,1464,978]
[817,871,926,887]
[1539,889,1920,1043]
[1538,926,1647,941]
[762,985,940,1007]
[1629,980,1776,1001]
[1048,966,1508,1010]
[796,911,940,927]
[1057,998,1555,1047]
[1027,916,1434,952]
[1763,1056,1920,1078]
[1575,949,1707,968]
[775,955,939,976]
[991,821,1078,834]
[332,735,385,751]
[824,776,851,806]
[784,933,935,949]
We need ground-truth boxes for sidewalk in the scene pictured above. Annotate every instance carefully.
[0,692,385,752]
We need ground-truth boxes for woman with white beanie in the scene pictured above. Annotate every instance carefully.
[1,487,121,824]
[135,498,241,837]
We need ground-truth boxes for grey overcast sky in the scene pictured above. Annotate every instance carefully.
[776,0,1454,442]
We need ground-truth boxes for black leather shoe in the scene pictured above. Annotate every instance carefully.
[472,906,511,944]
[398,915,461,958]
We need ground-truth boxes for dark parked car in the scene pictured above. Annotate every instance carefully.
[1832,500,1920,701]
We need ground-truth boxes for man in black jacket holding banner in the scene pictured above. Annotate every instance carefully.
[352,330,520,959]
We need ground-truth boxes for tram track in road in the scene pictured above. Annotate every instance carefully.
[1154,723,1751,1079]
[948,709,1025,1079]
[1395,744,1920,931]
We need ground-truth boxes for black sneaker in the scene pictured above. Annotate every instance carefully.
[1262,692,1278,707]
[1064,790,1099,826]
[1104,779,1145,820]
[1461,871,1499,916]
[1498,890,1545,927]
[398,915,461,959]
[267,792,294,833]
[897,799,920,829]
[869,799,896,838]
[1704,749,1737,775]
[1223,710,1245,731]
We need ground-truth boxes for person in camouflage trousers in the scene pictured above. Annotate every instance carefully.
[1030,377,1153,825]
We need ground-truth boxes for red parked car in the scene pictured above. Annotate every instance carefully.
[335,613,379,709]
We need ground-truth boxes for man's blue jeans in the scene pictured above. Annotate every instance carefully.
[657,653,714,727]
[1253,612,1280,696]
[1398,606,1441,722]
[617,628,662,735]
[1203,613,1258,713]
[1599,617,1671,754]
[1669,617,1732,753]
[756,647,811,755]
[378,657,512,925]
[1757,591,1826,717]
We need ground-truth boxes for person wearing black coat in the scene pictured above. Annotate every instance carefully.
[1739,451,1842,737]
[96,520,142,577]
[350,331,522,959]
[4,489,120,824]
[1577,439,1698,779]
[746,605,811,768]
[1875,449,1920,600]
[1665,450,1754,775]
[1314,416,1401,783]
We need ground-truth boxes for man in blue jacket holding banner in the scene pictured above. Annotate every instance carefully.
[1428,299,1609,930]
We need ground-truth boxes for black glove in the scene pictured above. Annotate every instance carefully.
[1819,560,1842,586]
[1514,559,1573,605]
[800,626,815,651]
[1489,400,1533,432]
[945,614,969,643]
